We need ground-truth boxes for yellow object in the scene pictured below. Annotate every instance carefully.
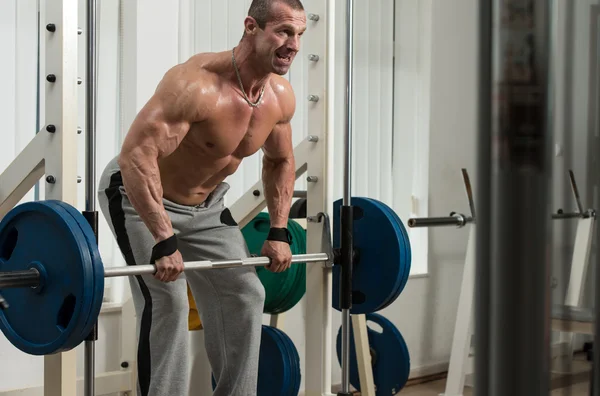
[188,284,203,331]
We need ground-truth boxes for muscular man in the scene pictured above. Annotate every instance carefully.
[97,0,306,395]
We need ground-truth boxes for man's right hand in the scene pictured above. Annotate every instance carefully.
[154,250,185,282]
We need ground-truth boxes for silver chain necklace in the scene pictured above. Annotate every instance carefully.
[232,48,266,107]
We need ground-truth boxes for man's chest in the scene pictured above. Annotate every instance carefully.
[188,100,281,158]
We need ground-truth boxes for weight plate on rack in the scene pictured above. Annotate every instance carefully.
[267,324,302,396]
[0,201,95,355]
[271,220,306,314]
[212,325,298,395]
[332,197,410,314]
[241,213,306,314]
[336,313,411,395]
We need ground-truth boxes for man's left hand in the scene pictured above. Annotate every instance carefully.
[261,240,292,273]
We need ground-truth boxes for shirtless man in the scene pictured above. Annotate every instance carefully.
[97,0,306,395]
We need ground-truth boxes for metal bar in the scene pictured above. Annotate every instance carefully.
[342,4,353,206]
[84,0,98,394]
[340,0,354,393]
[487,1,552,395]
[568,170,584,215]
[293,190,307,198]
[461,168,477,219]
[552,212,585,220]
[474,0,493,394]
[594,187,600,396]
[105,253,330,277]
[85,0,97,212]
[407,215,472,228]
[0,269,40,288]
[0,254,330,286]
[84,341,95,396]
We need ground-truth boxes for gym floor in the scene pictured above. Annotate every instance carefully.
[333,353,592,395]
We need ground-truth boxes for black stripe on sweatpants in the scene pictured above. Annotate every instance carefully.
[104,171,153,396]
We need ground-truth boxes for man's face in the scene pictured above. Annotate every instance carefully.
[248,3,306,75]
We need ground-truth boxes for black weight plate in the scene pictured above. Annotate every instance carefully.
[0,201,94,355]
[289,198,307,219]
[336,313,411,395]
[45,200,105,348]
[332,197,405,314]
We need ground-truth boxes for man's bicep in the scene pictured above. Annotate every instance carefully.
[262,121,294,162]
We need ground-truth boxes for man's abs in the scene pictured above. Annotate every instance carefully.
[157,144,244,206]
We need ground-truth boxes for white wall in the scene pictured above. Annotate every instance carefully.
[1,0,599,393]
[550,0,600,348]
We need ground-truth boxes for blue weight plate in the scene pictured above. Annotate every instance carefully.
[36,201,97,350]
[212,325,292,394]
[45,200,105,344]
[336,313,411,395]
[283,332,301,396]
[44,200,105,348]
[261,325,291,395]
[363,198,407,310]
[0,201,94,355]
[266,327,293,396]
[332,197,404,314]
[269,326,301,396]
[366,198,411,310]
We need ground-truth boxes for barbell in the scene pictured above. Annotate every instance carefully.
[0,196,411,356]
[0,254,330,285]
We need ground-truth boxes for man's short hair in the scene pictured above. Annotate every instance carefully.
[247,0,304,29]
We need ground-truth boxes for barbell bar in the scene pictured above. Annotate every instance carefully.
[407,213,473,228]
[0,253,331,289]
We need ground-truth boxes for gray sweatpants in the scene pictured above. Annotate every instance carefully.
[97,156,265,396]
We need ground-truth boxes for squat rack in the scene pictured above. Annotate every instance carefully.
[0,0,373,395]
[0,0,80,394]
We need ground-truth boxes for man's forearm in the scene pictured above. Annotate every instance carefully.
[118,152,174,243]
[262,156,295,228]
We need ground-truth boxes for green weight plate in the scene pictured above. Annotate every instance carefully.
[274,221,306,314]
[276,221,307,314]
[0,201,95,355]
[241,213,305,314]
[242,213,287,312]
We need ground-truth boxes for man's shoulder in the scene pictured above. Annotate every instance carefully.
[170,53,223,83]
[269,74,295,97]
[269,75,296,122]
[157,53,224,102]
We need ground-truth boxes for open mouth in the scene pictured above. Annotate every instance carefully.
[275,51,292,63]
